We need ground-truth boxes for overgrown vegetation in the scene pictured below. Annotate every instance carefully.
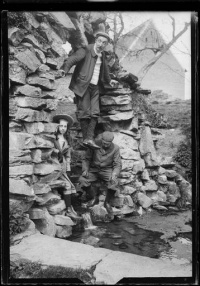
[10,260,96,284]
[7,12,27,29]
[9,203,29,237]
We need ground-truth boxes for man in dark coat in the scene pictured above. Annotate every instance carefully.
[62,32,118,149]
[79,131,121,212]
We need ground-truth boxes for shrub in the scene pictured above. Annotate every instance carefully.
[9,203,29,237]
[7,12,26,28]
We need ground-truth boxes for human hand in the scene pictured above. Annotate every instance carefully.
[82,170,89,178]
[110,79,118,87]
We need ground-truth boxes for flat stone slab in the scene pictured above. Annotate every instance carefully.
[10,233,111,270]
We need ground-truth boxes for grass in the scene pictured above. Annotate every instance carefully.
[10,260,96,284]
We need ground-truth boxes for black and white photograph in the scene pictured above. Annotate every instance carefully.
[2,7,198,285]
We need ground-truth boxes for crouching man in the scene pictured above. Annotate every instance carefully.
[79,131,121,213]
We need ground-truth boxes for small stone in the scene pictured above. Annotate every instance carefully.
[132,159,145,174]
[13,84,42,98]
[47,200,66,215]
[124,195,134,207]
[33,210,56,237]
[157,190,167,202]
[165,170,177,178]
[36,192,61,206]
[144,180,158,191]
[158,167,166,175]
[152,205,168,211]
[137,192,152,209]
[28,207,47,219]
[121,185,137,195]
[33,183,52,195]
[157,175,168,185]
[55,225,72,238]
[141,169,150,181]
[15,108,51,122]
[26,75,56,90]
[15,49,41,73]
[9,178,35,197]
[90,204,108,222]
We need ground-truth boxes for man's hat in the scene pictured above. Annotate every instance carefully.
[102,131,114,142]
[95,31,111,42]
[52,114,74,127]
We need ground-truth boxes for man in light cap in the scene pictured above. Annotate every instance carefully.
[79,131,121,212]
[62,32,118,150]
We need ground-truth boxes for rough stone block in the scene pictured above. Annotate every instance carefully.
[90,205,108,222]
[143,153,160,168]
[35,49,46,63]
[141,169,150,181]
[137,192,152,209]
[159,156,176,168]
[113,132,138,151]
[102,111,134,122]
[121,185,137,195]
[31,149,52,163]
[9,164,33,177]
[139,125,157,158]
[24,122,57,134]
[37,171,61,184]
[9,121,24,132]
[36,192,61,206]
[33,183,52,195]
[28,207,47,219]
[120,148,140,160]
[47,200,66,215]
[10,220,38,245]
[55,225,72,238]
[54,215,75,226]
[9,198,34,213]
[13,84,42,97]
[51,41,67,57]
[120,204,135,215]
[26,75,56,90]
[104,88,132,96]
[121,159,134,171]
[144,180,158,192]
[100,95,131,106]
[118,175,135,185]
[49,12,75,30]
[157,190,167,202]
[9,149,32,165]
[34,163,61,175]
[9,99,18,117]
[9,63,26,84]
[165,170,177,178]
[33,210,56,237]
[8,27,25,46]
[15,49,41,73]
[15,96,47,110]
[9,178,35,196]
[110,194,125,208]
[124,195,134,207]
[23,34,43,50]
[9,132,34,150]
[15,108,51,122]
[132,159,145,174]
[37,70,55,80]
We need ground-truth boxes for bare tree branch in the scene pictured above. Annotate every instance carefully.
[137,21,191,82]
[169,13,176,39]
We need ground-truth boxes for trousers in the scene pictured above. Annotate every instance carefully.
[75,84,100,119]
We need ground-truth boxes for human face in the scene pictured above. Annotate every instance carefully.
[58,119,68,134]
[102,140,112,150]
[95,36,108,53]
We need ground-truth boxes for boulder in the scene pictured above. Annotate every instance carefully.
[9,149,32,164]
[8,27,25,46]
[9,132,34,150]
[120,148,141,160]
[120,204,135,215]
[90,205,109,222]
[137,192,152,209]
[9,164,33,177]
[48,12,75,39]
[9,178,35,197]
[9,62,26,85]
[132,159,145,174]
[15,108,51,122]
[15,96,47,110]
[24,122,57,134]
[113,132,138,151]
[54,215,75,226]
[13,84,42,97]
[47,200,66,215]
[139,125,157,159]
[15,49,41,73]
[36,192,61,206]
[158,167,166,175]
[55,225,72,238]
[33,210,56,237]
[26,75,56,90]
[102,111,134,122]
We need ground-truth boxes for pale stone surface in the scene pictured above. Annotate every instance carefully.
[55,225,72,238]
[34,163,61,175]
[124,195,134,207]
[104,88,132,95]
[9,121,24,132]
[143,152,160,168]
[159,156,176,168]
[24,122,58,134]
[15,49,41,73]
[113,132,138,151]
[118,175,135,185]
[23,34,43,50]
[165,170,177,178]
[157,190,167,202]
[15,96,47,110]
[144,180,158,191]
[120,204,135,215]
[8,27,25,46]
[139,125,157,159]
[33,183,51,195]
[141,169,150,181]
[132,159,145,174]
[9,164,33,177]
[128,116,139,132]
[9,63,26,84]
[13,84,42,97]
[120,148,141,160]
[9,149,32,164]
[100,95,131,105]
[121,185,137,195]
[9,179,35,196]
[103,111,134,121]
[9,132,35,150]
[121,159,134,171]
[36,192,61,206]
[137,192,152,208]
[28,207,47,219]
[54,215,75,226]
[15,108,51,122]
[110,194,125,208]
[26,75,56,90]
[9,198,34,213]
[47,200,66,215]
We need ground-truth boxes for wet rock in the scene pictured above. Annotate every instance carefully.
[144,180,158,192]
[33,210,56,237]
[137,192,152,209]
[33,183,52,195]
[120,148,140,160]
[15,49,41,73]
[15,108,51,122]
[34,163,61,175]
[54,215,75,226]
[36,192,61,206]
[26,75,56,90]
[47,200,66,215]
[9,178,35,196]
[80,236,100,247]
[13,84,42,97]
[24,122,57,134]
[28,207,47,219]
[9,164,33,177]
[55,225,72,238]
[8,27,25,46]
[113,132,138,151]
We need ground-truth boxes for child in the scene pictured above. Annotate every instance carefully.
[52,114,81,219]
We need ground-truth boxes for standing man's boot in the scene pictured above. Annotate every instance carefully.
[83,117,100,149]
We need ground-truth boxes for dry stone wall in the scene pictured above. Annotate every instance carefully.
[8,12,192,244]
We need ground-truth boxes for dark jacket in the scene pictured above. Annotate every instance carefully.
[62,44,112,97]
[82,139,121,177]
